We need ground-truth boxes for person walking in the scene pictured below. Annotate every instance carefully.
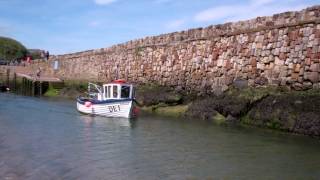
[45,51,49,61]
[36,67,41,79]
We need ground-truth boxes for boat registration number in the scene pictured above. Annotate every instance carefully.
[108,105,121,113]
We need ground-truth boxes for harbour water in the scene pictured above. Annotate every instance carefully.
[0,93,320,179]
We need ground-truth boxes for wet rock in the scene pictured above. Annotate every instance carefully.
[254,76,268,85]
[246,93,320,136]
[185,87,271,122]
[233,79,248,89]
[226,115,238,123]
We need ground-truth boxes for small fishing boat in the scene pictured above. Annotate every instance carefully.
[0,84,9,92]
[76,79,138,118]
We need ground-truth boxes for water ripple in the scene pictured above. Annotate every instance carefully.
[1,94,320,179]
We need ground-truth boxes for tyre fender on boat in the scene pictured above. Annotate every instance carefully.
[85,101,92,107]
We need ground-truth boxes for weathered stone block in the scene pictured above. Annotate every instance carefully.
[315,29,320,38]
[262,57,270,64]
[224,76,234,85]
[217,59,224,67]
[254,76,268,85]
[268,62,275,70]
[257,63,265,70]
[289,30,299,41]
[275,57,284,65]
[251,58,257,67]
[273,48,280,56]
[305,72,319,83]
[305,58,311,65]
[303,81,313,89]
[279,52,287,60]
[291,73,299,81]
[292,82,303,90]
[224,60,233,69]
[299,67,305,76]
[310,63,320,72]
[279,67,288,77]
[293,64,301,73]
[212,50,219,60]
[313,58,319,63]
[256,43,263,49]
[288,63,294,69]
[272,69,280,78]
[280,47,287,53]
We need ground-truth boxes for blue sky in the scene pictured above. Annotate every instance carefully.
[0,0,319,55]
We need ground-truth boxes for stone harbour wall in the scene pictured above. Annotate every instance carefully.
[39,5,320,94]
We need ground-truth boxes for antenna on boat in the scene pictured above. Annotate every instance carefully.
[116,64,119,80]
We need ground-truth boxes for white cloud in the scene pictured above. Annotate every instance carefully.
[165,19,185,30]
[194,0,311,23]
[94,0,117,5]
[88,20,101,27]
[194,5,247,22]
[226,4,307,23]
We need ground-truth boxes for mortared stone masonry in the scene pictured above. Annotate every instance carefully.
[35,5,320,94]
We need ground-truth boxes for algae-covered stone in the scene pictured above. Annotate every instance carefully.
[213,113,226,125]
[142,104,188,118]
[245,91,320,136]
[185,87,274,122]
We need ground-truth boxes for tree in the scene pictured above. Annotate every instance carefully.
[0,36,28,61]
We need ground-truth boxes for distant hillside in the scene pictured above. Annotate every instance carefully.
[0,36,28,61]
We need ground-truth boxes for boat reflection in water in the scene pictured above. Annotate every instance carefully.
[79,115,133,128]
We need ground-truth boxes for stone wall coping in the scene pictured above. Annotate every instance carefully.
[53,5,320,59]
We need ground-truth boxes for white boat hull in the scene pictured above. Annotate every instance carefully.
[77,99,134,118]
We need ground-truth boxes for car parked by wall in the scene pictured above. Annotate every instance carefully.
[0,60,8,65]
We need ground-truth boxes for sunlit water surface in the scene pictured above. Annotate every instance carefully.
[0,93,320,179]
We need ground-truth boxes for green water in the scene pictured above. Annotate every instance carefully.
[0,93,319,179]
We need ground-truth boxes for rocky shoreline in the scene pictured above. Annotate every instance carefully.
[134,84,320,137]
[20,80,320,138]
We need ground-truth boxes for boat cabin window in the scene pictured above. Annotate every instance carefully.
[103,84,132,100]
[113,85,118,98]
[88,83,102,99]
[107,86,111,98]
[121,86,130,98]
[104,85,116,99]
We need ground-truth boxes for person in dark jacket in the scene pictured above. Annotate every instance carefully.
[45,51,49,60]
[36,67,41,78]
